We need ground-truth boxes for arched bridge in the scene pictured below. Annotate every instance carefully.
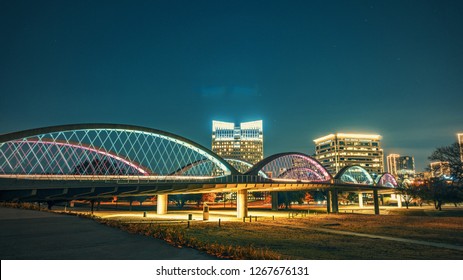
[0,124,398,217]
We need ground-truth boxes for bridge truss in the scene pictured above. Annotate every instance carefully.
[0,124,399,216]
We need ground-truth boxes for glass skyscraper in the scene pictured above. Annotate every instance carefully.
[212,120,263,164]
[313,133,384,176]
[387,154,415,181]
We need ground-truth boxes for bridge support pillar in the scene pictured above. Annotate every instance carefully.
[358,193,364,208]
[373,190,380,215]
[157,194,168,215]
[90,200,95,215]
[271,192,278,211]
[326,191,331,214]
[237,189,248,218]
[397,194,402,208]
[331,189,339,213]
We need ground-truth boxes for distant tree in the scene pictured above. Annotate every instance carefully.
[338,192,356,205]
[309,191,326,203]
[251,192,265,200]
[169,194,203,208]
[395,180,418,209]
[202,193,216,204]
[304,192,314,204]
[416,179,462,210]
[429,142,463,185]
[169,195,183,208]
[420,142,463,210]
[278,191,305,209]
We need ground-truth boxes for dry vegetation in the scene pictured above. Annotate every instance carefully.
[96,212,463,260]
[3,202,463,259]
[98,219,282,259]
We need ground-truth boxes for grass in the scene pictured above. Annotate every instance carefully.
[93,212,463,259]
[4,202,463,259]
[97,218,282,259]
[176,215,463,259]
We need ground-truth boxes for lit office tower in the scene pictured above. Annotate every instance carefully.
[387,154,415,180]
[430,161,450,178]
[397,156,415,179]
[387,154,400,177]
[212,120,263,164]
[313,133,384,176]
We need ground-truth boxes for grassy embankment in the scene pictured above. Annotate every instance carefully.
[4,202,463,259]
[95,207,463,260]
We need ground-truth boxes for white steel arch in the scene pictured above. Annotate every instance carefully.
[0,124,237,177]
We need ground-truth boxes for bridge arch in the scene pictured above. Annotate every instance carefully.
[335,165,375,185]
[0,124,238,177]
[171,158,269,177]
[375,173,398,188]
[12,139,151,175]
[245,152,332,181]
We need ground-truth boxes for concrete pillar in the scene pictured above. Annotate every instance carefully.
[90,200,95,215]
[271,192,279,211]
[358,193,364,208]
[331,189,339,213]
[47,201,54,210]
[397,194,402,208]
[157,194,168,215]
[237,189,248,218]
[326,191,331,214]
[373,190,380,215]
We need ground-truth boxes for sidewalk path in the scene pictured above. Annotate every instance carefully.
[0,207,216,260]
[312,227,463,251]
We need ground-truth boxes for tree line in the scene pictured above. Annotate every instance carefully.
[396,142,463,210]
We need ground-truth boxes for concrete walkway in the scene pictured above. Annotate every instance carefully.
[0,207,216,260]
[271,223,463,252]
[310,227,463,251]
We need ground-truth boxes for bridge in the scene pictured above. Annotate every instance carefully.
[0,124,399,217]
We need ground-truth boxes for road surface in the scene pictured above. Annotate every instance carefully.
[0,207,216,260]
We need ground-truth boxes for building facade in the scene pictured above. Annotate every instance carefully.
[387,154,400,177]
[313,133,384,176]
[430,161,451,178]
[387,154,415,181]
[212,120,263,164]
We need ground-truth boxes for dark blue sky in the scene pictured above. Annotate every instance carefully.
[1,0,462,171]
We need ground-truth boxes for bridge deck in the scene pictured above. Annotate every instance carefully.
[0,175,392,202]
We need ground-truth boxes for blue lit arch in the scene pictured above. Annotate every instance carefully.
[335,166,375,185]
[0,124,239,177]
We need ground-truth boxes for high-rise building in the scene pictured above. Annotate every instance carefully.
[387,154,400,177]
[387,154,415,180]
[212,120,263,164]
[458,133,463,162]
[313,133,384,176]
[430,161,451,178]
[397,156,415,177]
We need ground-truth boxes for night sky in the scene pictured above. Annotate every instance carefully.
[1,0,462,171]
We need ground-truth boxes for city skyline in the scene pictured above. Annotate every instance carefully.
[1,0,462,172]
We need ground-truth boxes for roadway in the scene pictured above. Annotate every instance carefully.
[0,207,216,260]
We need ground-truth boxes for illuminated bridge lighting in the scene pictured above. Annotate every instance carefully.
[0,124,399,206]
